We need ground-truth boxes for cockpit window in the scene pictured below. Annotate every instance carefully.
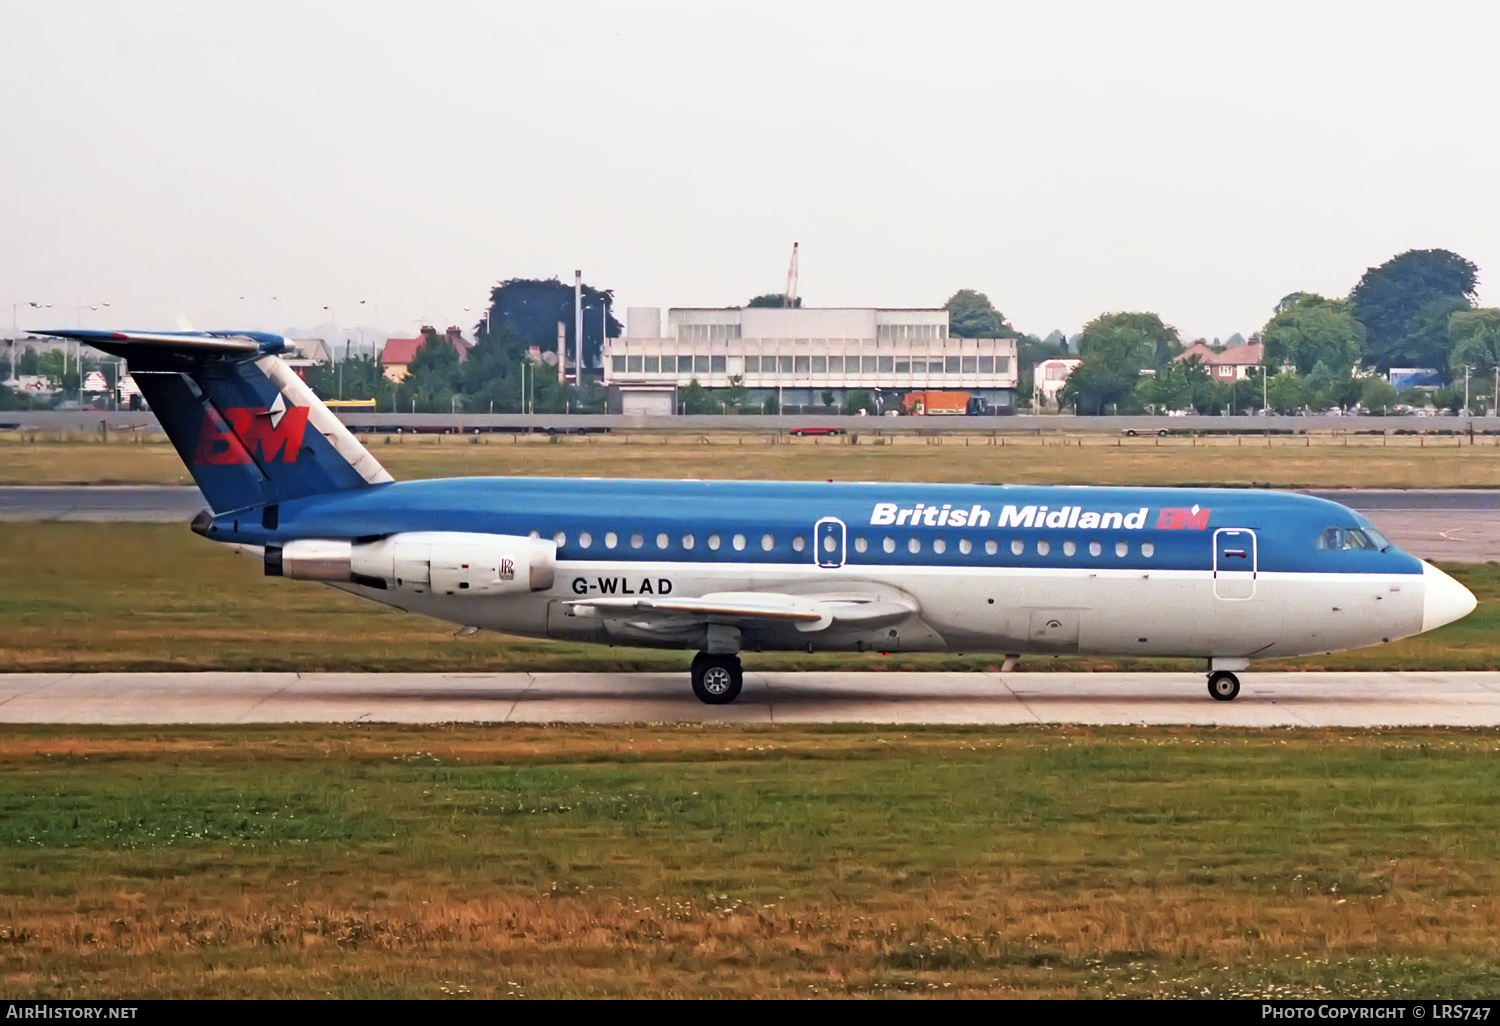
[1317,527,1382,551]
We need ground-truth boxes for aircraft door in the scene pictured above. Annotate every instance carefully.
[814,517,846,568]
[1213,528,1257,600]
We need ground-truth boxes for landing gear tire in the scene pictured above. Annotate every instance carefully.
[1207,671,1241,702]
[692,653,743,705]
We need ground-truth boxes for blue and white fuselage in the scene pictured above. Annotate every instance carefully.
[39,330,1477,704]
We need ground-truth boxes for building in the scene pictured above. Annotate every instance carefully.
[1175,340,1265,382]
[603,306,1018,414]
[1033,357,1082,409]
[380,326,473,383]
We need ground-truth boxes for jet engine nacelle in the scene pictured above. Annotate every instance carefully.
[266,531,556,596]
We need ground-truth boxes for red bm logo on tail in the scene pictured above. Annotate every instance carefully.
[194,404,310,465]
[1156,506,1211,530]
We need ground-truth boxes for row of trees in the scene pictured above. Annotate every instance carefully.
[1054,249,1500,415]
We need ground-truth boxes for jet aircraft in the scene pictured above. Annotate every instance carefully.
[40,329,1477,704]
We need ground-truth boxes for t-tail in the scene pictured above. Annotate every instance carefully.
[37,330,393,516]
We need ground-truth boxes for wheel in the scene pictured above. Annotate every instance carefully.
[1207,671,1240,701]
[1157,429,1169,437]
[1124,429,1138,437]
[691,653,743,705]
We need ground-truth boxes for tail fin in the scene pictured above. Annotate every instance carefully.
[38,330,392,514]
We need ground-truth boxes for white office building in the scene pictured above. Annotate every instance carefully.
[604,306,1018,415]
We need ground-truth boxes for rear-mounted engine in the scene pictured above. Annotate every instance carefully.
[264,531,556,595]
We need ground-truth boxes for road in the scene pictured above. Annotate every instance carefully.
[3,671,1500,726]
[5,486,1500,561]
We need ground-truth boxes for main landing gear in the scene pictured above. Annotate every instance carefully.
[691,652,743,705]
[1207,670,1241,702]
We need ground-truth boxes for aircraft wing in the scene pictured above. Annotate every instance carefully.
[565,590,916,633]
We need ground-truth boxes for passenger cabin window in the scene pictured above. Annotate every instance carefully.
[708,533,721,550]
[579,531,592,548]
[605,532,618,549]
[854,536,868,553]
[733,533,746,551]
[761,533,774,551]
[792,535,806,552]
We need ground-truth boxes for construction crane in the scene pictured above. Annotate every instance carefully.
[783,242,799,308]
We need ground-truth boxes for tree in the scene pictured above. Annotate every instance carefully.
[1359,375,1399,414]
[1263,372,1309,415]
[1134,359,1216,413]
[1349,249,1479,370]
[1259,295,1365,376]
[841,389,876,415]
[720,374,750,413]
[481,277,622,371]
[1448,308,1500,378]
[1076,312,1181,369]
[1059,357,1141,415]
[746,293,801,308]
[944,290,1005,338]
[1399,295,1472,373]
[679,378,716,415]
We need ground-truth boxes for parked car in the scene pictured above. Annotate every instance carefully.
[788,427,847,437]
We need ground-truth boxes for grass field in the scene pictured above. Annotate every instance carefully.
[0,522,1497,674]
[7,429,1500,489]
[2,725,1499,998]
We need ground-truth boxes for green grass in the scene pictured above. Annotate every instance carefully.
[2,726,1499,997]
[0,522,1497,673]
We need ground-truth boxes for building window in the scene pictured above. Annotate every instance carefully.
[878,356,894,373]
[780,356,794,373]
[711,355,726,374]
[997,357,1013,374]
[862,356,878,373]
[895,360,910,374]
[733,533,746,551]
[694,356,709,374]
[627,356,643,373]
[744,356,760,373]
[795,355,810,374]
[962,357,976,374]
[945,357,960,374]
[605,532,618,549]
[978,356,994,374]
[679,355,694,373]
[644,356,659,373]
[927,361,942,373]
[828,356,842,373]
[812,356,826,373]
[761,533,774,551]
[611,356,625,372]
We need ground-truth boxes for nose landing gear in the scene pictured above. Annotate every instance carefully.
[691,652,743,705]
[1207,670,1241,701]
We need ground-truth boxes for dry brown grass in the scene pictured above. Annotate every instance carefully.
[7,429,1500,488]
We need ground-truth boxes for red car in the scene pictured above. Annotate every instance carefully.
[788,427,847,437]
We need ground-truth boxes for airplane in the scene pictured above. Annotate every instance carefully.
[37,329,1477,704]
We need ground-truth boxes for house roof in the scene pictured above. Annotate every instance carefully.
[381,326,472,367]
[1176,341,1263,367]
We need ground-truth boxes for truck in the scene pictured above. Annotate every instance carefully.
[901,391,991,416]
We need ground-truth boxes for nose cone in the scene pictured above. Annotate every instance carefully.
[1422,561,1477,633]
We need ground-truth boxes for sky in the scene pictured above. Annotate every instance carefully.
[3,0,1499,344]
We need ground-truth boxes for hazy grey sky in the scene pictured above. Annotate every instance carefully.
[3,1,1498,342]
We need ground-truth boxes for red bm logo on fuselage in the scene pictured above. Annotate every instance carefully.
[1156,506,1211,530]
[194,406,310,465]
